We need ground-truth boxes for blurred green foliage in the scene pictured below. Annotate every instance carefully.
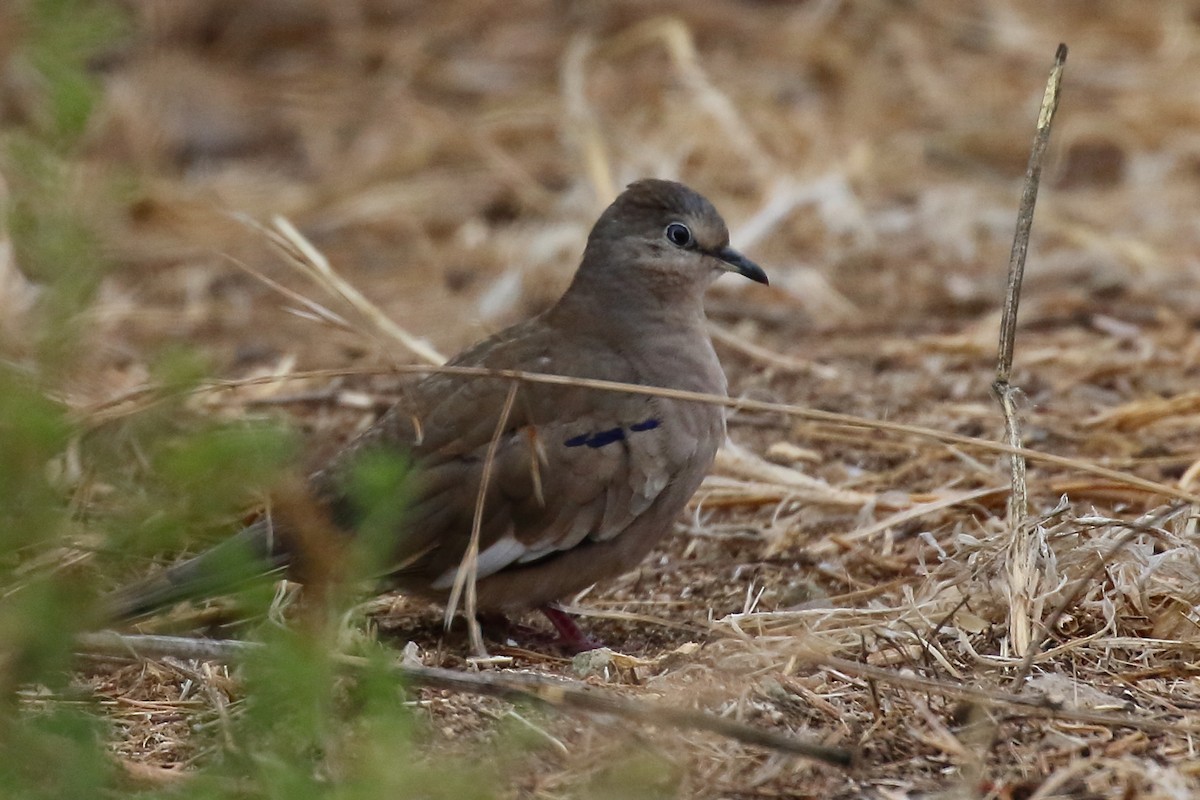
[0,4,514,798]
[0,0,127,712]
[22,0,125,143]
[340,447,416,580]
[0,371,72,556]
[0,3,661,797]
[4,0,125,364]
[0,2,484,797]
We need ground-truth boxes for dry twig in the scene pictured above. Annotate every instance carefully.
[445,382,520,655]
[75,366,1200,505]
[993,44,1067,657]
[76,632,854,767]
[231,213,446,367]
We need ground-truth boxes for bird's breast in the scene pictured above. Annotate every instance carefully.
[625,323,727,396]
[623,325,727,459]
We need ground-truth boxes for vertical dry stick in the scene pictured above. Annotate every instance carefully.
[995,44,1068,658]
[446,381,520,656]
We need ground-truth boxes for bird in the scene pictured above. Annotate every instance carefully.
[104,178,768,650]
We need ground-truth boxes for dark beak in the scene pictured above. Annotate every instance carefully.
[714,246,769,285]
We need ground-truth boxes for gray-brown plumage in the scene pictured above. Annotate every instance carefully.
[105,179,768,643]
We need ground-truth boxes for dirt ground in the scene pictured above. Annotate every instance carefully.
[15,1,1200,797]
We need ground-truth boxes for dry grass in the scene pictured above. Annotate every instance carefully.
[9,0,1200,796]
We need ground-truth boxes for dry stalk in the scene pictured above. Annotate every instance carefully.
[223,254,357,335]
[271,215,446,365]
[76,364,1200,505]
[445,381,520,655]
[994,44,1067,657]
[231,212,446,367]
[76,632,854,767]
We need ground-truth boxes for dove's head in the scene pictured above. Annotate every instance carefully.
[569,179,767,313]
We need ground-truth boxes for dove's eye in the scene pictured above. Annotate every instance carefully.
[665,222,693,248]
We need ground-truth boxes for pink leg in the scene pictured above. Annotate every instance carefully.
[539,605,602,653]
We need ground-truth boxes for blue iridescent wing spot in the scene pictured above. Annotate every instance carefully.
[563,418,661,449]
[586,427,625,448]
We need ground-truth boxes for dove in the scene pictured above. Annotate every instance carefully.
[105,179,768,650]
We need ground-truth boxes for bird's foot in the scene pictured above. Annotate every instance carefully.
[539,605,603,654]
[476,607,602,654]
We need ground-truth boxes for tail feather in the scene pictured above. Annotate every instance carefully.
[102,520,289,622]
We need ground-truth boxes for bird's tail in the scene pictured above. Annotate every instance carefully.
[101,519,290,622]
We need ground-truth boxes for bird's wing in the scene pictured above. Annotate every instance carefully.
[324,319,703,588]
